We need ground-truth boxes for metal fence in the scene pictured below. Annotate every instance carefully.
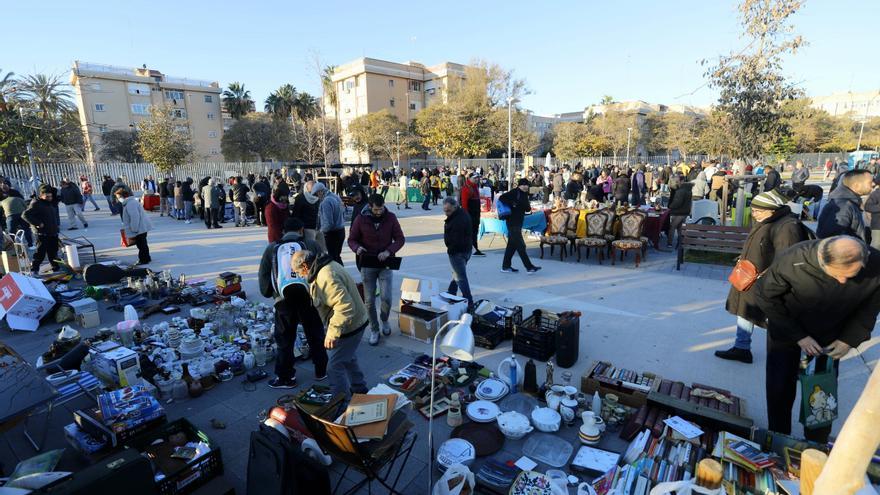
[535,152,850,171]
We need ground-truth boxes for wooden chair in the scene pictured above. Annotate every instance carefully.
[611,210,647,267]
[295,403,417,495]
[576,210,609,264]
[563,208,581,254]
[540,209,570,260]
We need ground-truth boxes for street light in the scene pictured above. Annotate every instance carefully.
[396,130,401,170]
[856,92,880,151]
[625,127,633,168]
[507,97,519,190]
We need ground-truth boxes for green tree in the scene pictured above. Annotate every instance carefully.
[265,84,297,120]
[600,95,615,105]
[590,110,641,157]
[221,82,253,120]
[347,110,412,161]
[0,68,15,112]
[551,122,590,161]
[696,110,735,156]
[221,113,295,162]
[321,66,337,109]
[136,105,193,173]
[99,129,142,162]
[293,92,319,123]
[15,73,74,119]
[656,112,704,158]
[704,0,805,158]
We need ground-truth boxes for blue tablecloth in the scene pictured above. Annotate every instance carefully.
[478,213,547,239]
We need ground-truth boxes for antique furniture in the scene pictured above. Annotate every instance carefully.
[576,210,610,264]
[611,210,648,267]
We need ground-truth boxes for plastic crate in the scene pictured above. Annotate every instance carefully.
[473,324,505,349]
[513,310,558,362]
[473,300,523,341]
[126,418,224,495]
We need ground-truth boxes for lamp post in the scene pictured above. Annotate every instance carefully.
[396,130,401,170]
[428,314,474,493]
[625,127,633,168]
[507,97,518,190]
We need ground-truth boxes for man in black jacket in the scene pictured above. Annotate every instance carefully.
[252,176,270,226]
[101,175,116,215]
[443,197,475,308]
[231,176,250,227]
[763,164,781,192]
[23,185,61,273]
[816,169,873,241]
[158,177,171,217]
[499,178,541,274]
[665,177,692,249]
[755,236,880,442]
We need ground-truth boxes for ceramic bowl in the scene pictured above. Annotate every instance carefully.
[531,407,561,432]
[563,385,578,398]
[496,411,533,440]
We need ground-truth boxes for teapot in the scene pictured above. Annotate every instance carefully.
[497,355,523,392]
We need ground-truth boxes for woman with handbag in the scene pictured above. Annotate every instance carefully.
[715,189,810,364]
[117,188,152,265]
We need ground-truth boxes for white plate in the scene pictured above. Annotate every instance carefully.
[466,400,501,423]
[475,378,509,401]
[436,438,476,470]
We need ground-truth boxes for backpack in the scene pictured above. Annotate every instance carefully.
[246,424,331,495]
[272,240,307,297]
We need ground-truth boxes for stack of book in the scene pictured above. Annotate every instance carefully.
[589,361,657,393]
[713,432,781,495]
[341,394,398,441]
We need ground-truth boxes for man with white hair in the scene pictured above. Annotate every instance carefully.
[201,178,221,229]
[311,181,345,265]
[755,235,880,442]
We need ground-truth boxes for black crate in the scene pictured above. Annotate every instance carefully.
[513,310,558,362]
[473,324,505,349]
[126,419,223,495]
[473,300,523,341]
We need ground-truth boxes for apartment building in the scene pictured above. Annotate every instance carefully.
[810,90,880,119]
[70,61,224,163]
[330,57,467,164]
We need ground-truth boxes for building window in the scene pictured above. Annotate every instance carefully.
[408,81,421,91]
[131,103,150,115]
[210,148,220,155]
[171,108,187,119]
[175,125,189,133]
[207,112,215,120]
[97,124,108,133]
[127,83,151,95]
[388,79,394,87]
[345,108,351,114]
[91,82,102,91]
[94,103,105,112]
[389,98,395,107]
[204,95,213,103]
[409,103,416,111]
[165,90,185,101]
[345,80,354,91]
[208,130,218,138]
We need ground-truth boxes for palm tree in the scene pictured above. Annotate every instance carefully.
[222,82,253,120]
[17,73,74,119]
[0,68,16,112]
[321,66,337,109]
[293,92,319,123]
[265,84,297,120]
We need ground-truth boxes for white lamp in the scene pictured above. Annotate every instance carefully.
[428,314,474,492]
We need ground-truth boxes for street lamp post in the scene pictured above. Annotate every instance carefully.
[625,127,633,168]
[507,97,518,190]
[857,92,880,151]
[396,131,401,170]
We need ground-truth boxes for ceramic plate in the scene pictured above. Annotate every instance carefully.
[388,373,408,386]
[436,438,476,470]
[466,400,501,423]
[475,378,509,401]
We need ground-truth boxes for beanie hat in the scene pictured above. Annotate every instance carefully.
[517,178,530,187]
[750,189,788,210]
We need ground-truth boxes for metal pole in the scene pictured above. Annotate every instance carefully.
[625,127,632,168]
[857,120,866,151]
[507,97,513,190]
[396,131,401,170]
[26,142,39,189]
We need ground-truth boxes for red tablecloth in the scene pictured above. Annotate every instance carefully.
[643,209,671,249]
[142,194,159,211]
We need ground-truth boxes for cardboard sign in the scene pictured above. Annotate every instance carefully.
[0,273,55,331]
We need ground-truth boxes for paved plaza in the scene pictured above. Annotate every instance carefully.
[2,196,877,493]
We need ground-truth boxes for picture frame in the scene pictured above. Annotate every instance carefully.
[419,397,452,418]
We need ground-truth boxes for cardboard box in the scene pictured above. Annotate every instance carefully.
[398,303,448,343]
[430,292,469,322]
[90,346,142,387]
[67,297,98,315]
[64,422,107,455]
[1,250,21,274]
[400,277,441,305]
[77,310,100,328]
[0,272,55,331]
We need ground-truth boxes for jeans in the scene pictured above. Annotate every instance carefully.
[502,220,536,270]
[233,201,248,226]
[324,228,345,265]
[871,230,880,251]
[273,288,328,381]
[159,197,169,216]
[327,324,368,401]
[448,252,473,305]
[667,214,688,247]
[82,194,99,210]
[422,193,431,209]
[733,316,756,350]
[7,214,32,246]
[361,267,392,334]
[104,195,115,213]
[32,234,59,272]
[132,232,151,264]
[65,204,87,228]
[183,201,193,220]
[766,335,838,442]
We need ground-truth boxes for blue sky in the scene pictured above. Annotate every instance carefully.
[6,0,879,116]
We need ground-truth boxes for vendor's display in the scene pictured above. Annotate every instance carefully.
[437,438,476,472]
[0,272,56,331]
[450,422,505,457]
[472,299,523,349]
[582,360,661,408]
[476,377,510,402]
[74,385,166,448]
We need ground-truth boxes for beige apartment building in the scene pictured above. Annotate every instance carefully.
[810,90,880,119]
[70,61,225,163]
[330,57,466,164]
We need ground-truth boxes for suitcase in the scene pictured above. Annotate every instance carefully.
[40,448,159,494]
[554,311,581,368]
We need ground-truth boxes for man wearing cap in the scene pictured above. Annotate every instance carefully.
[715,189,810,363]
[498,178,541,274]
[311,182,345,265]
[23,185,62,273]
[460,172,485,256]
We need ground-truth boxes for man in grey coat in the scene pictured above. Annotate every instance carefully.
[312,182,345,265]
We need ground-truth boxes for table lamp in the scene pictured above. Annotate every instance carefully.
[428,314,474,492]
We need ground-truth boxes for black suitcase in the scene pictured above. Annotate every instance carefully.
[40,448,158,495]
[554,311,581,368]
[247,424,331,495]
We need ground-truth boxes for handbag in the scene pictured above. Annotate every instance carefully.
[120,229,132,248]
[728,258,761,292]
[798,355,838,430]
[495,197,512,220]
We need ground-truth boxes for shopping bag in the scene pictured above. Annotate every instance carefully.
[120,229,132,247]
[432,464,475,495]
[495,197,511,220]
[798,355,838,430]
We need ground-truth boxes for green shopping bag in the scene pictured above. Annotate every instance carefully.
[798,355,838,430]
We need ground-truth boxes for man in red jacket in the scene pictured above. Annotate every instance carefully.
[460,172,486,256]
[348,194,406,345]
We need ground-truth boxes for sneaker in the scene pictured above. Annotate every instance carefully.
[268,376,297,389]
[714,347,753,364]
[381,321,391,336]
[315,374,328,381]
[368,331,380,346]
[83,223,88,228]
[526,266,542,274]
[500,267,519,273]
[185,220,191,224]
[473,251,486,257]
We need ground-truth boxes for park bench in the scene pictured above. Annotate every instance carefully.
[676,223,750,270]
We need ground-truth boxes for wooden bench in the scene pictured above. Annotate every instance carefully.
[676,223,749,270]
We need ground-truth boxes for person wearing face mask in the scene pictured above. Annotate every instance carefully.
[755,235,880,443]
[348,194,406,346]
